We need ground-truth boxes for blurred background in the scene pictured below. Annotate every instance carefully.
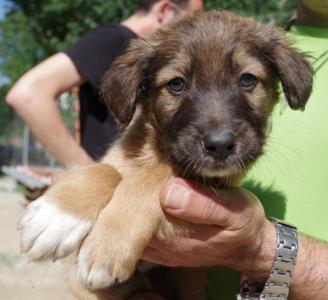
[0,1,305,299]
[0,0,298,168]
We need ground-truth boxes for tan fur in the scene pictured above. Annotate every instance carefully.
[233,49,277,116]
[80,165,171,282]
[47,164,122,220]
[69,268,143,300]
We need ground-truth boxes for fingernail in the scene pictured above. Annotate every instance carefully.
[162,183,190,209]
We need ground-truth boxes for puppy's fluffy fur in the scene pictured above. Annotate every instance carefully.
[19,11,312,300]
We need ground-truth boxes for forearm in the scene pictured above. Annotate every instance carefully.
[242,220,328,300]
[289,235,328,300]
[14,94,93,168]
[240,222,328,300]
[6,53,93,168]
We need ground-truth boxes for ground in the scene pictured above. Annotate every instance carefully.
[0,176,75,300]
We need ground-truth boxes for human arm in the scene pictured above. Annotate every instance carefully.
[289,236,328,300]
[143,178,328,300]
[5,52,93,168]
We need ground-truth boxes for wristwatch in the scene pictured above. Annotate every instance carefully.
[237,218,298,300]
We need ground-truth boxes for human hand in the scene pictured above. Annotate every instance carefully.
[24,169,65,203]
[143,178,276,284]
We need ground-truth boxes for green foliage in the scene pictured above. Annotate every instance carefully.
[0,84,14,138]
[11,0,136,56]
[206,0,298,26]
[0,10,38,83]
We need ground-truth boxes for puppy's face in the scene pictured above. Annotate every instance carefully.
[145,41,277,178]
[102,11,313,179]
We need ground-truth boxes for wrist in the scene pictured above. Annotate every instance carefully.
[241,218,277,284]
[238,218,299,300]
[61,147,93,168]
[289,235,313,292]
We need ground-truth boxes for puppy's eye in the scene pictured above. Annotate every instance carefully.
[240,73,257,90]
[166,77,186,93]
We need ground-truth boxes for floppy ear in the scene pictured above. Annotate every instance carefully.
[100,39,151,125]
[271,43,313,110]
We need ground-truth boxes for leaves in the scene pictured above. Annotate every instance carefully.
[206,0,297,24]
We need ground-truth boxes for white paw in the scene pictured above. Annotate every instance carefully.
[77,250,115,290]
[76,239,136,290]
[19,197,92,261]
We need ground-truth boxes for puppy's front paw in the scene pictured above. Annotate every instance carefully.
[77,229,138,290]
[19,197,92,261]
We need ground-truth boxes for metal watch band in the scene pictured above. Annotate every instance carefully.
[237,218,298,300]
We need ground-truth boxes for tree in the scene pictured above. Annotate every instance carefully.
[206,0,297,25]
[11,0,135,57]
[0,84,15,140]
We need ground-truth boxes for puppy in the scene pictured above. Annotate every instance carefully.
[19,11,313,300]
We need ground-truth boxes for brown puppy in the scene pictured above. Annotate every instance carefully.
[19,11,313,300]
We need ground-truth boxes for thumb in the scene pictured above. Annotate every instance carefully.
[160,178,243,226]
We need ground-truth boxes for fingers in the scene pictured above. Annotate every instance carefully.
[160,178,259,227]
[143,235,216,267]
[143,235,195,267]
[142,245,179,267]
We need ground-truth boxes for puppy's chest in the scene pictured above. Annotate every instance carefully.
[101,141,173,181]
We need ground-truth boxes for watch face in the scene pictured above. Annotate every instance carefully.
[302,0,328,14]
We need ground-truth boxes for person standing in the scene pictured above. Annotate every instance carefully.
[6,0,204,168]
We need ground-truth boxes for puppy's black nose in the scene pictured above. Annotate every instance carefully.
[203,130,236,160]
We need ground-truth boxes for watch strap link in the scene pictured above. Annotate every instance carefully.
[237,219,298,300]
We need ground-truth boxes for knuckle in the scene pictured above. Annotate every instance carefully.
[202,201,222,224]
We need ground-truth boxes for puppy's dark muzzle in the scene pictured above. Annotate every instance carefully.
[202,129,236,160]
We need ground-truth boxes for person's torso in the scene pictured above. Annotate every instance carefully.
[71,23,137,159]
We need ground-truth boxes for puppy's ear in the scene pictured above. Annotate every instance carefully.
[270,42,313,110]
[101,39,150,125]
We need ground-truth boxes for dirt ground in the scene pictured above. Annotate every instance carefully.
[0,176,76,300]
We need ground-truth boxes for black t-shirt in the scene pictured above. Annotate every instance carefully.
[65,23,137,160]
